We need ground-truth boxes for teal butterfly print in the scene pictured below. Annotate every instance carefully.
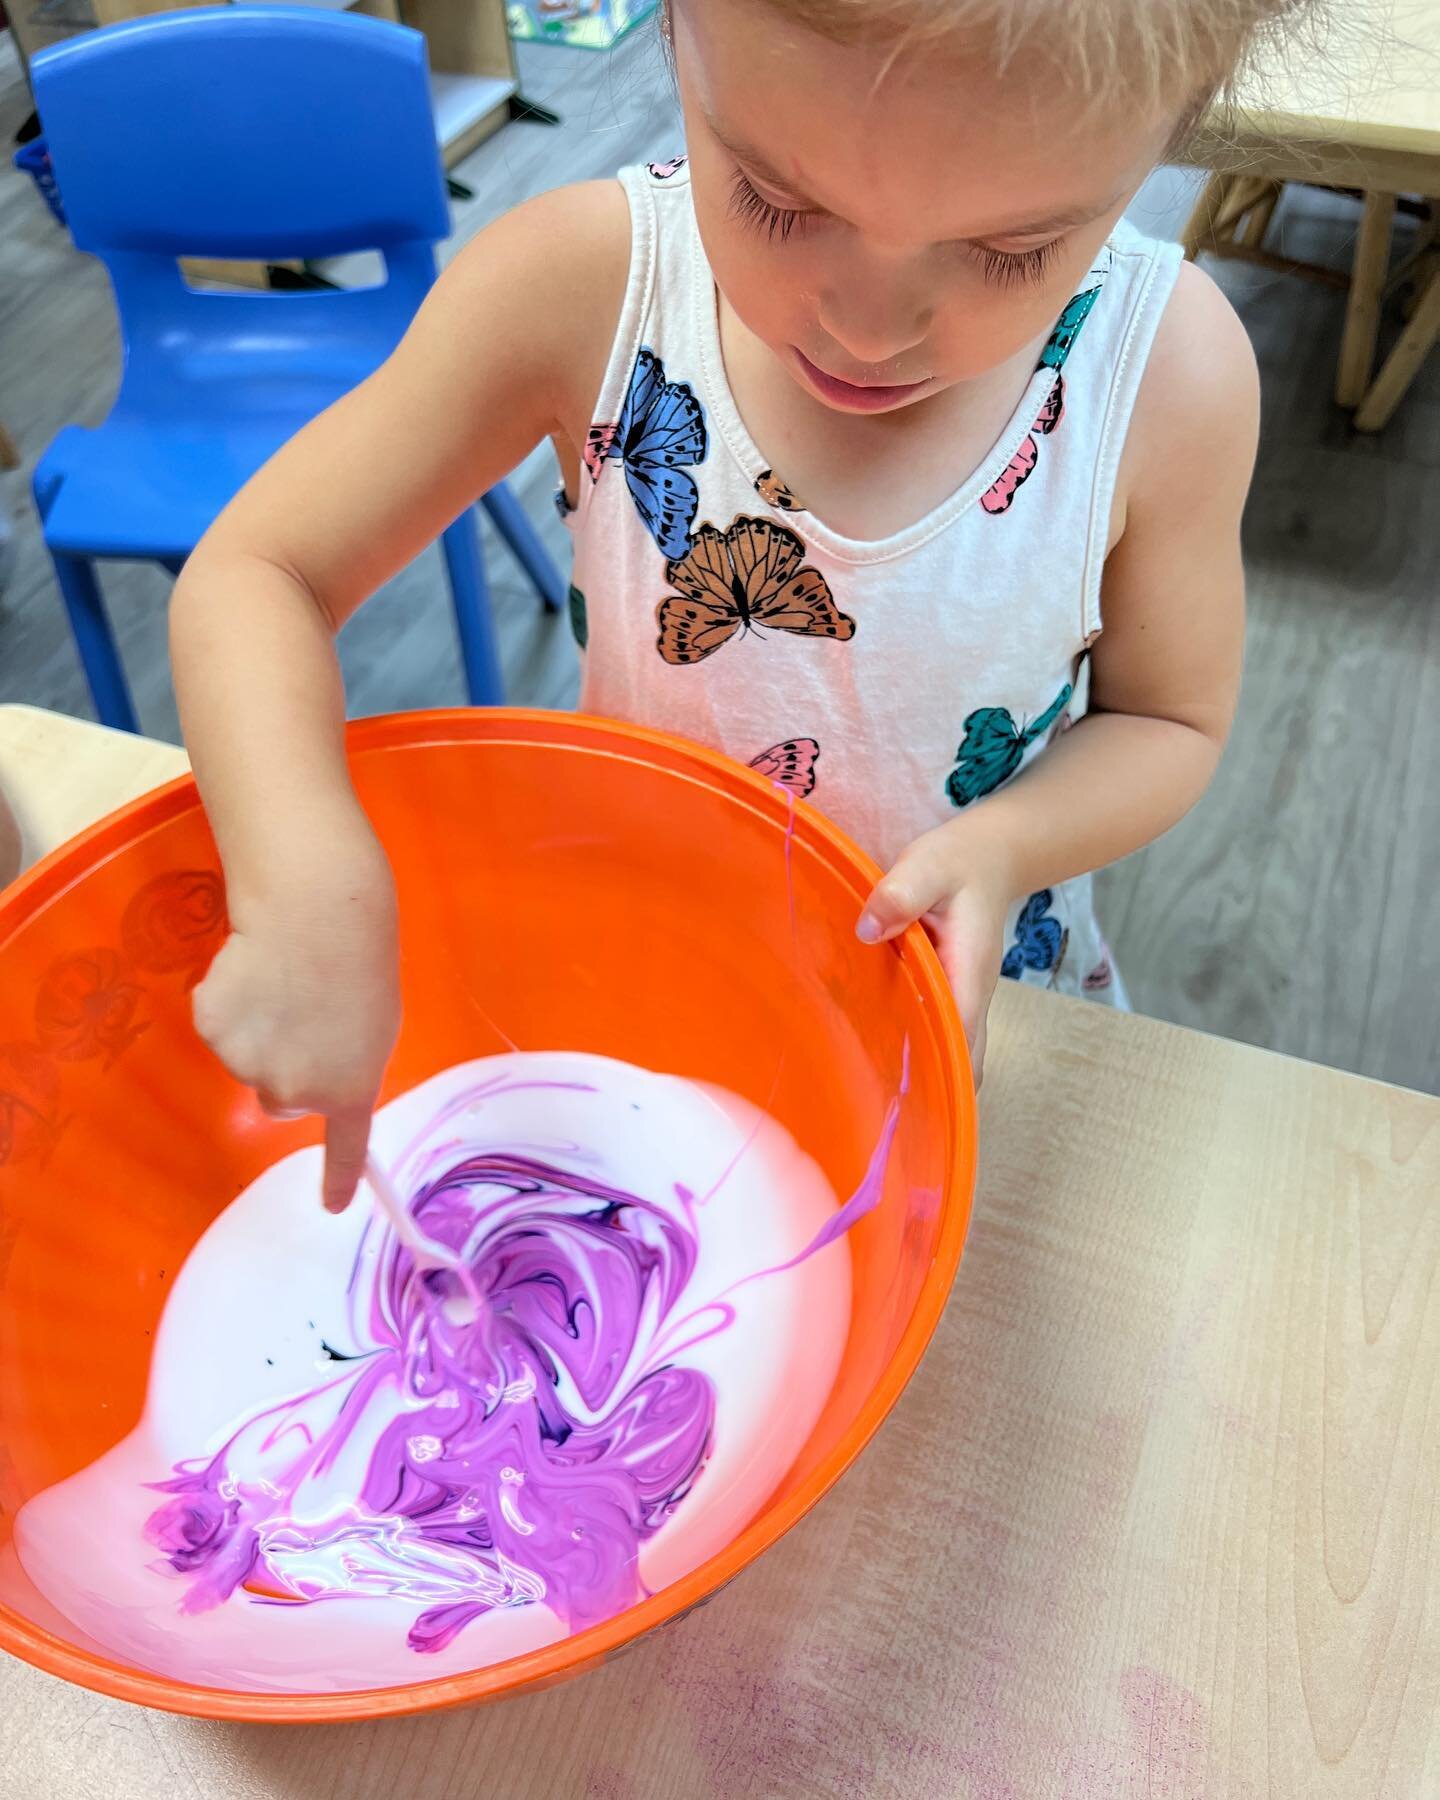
[945,682,1073,808]
[1041,286,1101,370]
[567,584,588,650]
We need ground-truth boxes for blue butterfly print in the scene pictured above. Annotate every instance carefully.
[1041,285,1101,370]
[945,682,1072,808]
[1001,890,1068,981]
[602,347,708,559]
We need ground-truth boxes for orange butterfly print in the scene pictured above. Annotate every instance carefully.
[755,469,804,512]
[656,516,855,666]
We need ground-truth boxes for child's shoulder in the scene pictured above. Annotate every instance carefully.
[434,180,633,425]
[445,180,631,328]
[1123,259,1260,507]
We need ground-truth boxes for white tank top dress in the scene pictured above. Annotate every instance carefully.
[559,160,1183,1004]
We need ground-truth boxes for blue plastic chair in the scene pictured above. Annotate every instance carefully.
[30,6,563,731]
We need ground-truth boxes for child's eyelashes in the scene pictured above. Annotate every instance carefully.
[971,238,1063,289]
[727,167,1063,290]
[729,169,816,243]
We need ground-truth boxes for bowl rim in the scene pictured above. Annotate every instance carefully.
[0,707,976,1721]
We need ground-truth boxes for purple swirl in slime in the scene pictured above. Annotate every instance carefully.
[122,1045,909,1675]
[145,1153,722,1654]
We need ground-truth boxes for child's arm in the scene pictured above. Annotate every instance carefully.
[173,184,626,1210]
[858,265,1258,1075]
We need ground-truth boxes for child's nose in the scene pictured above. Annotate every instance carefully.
[816,277,934,371]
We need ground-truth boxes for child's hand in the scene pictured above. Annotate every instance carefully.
[192,858,400,1213]
[856,820,1012,1084]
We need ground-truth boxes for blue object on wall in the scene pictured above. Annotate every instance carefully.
[30,5,562,730]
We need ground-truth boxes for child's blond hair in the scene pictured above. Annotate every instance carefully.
[755,0,1323,118]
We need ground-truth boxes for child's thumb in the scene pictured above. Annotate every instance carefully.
[856,846,952,946]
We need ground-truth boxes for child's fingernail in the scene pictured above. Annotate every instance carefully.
[856,914,883,945]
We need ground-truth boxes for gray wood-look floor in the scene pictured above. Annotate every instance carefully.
[1,31,1436,1094]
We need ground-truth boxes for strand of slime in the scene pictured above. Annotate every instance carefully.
[362,1153,484,1328]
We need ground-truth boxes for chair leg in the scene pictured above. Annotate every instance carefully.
[1181,172,1232,261]
[50,550,139,733]
[1183,173,1274,262]
[1239,181,1283,250]
[1336,191,1396,408]
[1353,264,1440,432]
[480,483,565,613]
[440,512,505,706]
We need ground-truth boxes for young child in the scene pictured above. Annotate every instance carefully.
[173,0,1280,1210]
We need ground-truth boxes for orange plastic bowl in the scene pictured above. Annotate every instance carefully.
[0,709,974,1721]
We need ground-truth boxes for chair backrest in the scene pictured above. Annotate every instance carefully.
[32,6,451,261]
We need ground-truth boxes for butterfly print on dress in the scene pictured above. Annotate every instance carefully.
[587,348,708,558]
[755,469,804,512]
[583,423,618,483]
[1001,890,1069,985]
[1083,956,1114,992]
[749,737,820,797]
[980,272,1101,516]
[945,682,1073,807]
[567,584,589,650]
[980,372,1065,516]
[1041,285,1102,368]
[657,517,855,666]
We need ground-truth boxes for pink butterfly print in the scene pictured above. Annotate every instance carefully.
[1035,372,1065,435]
[1083,956,1113,992]
[749,736,820,798]
[583,422,618,482]
[981,434,1039,514]
[981,376,1066,515]
[648,156,687,180]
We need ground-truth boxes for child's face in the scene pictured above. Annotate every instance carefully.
[672,0,1177,414]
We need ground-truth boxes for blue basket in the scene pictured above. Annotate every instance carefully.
[14,138,68,228]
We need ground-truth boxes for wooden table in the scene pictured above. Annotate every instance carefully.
[1183,0,1440,430]
[2,703,1438,1799]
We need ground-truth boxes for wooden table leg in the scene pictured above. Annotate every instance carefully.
[1354,264,1440,431]
[1336,190,1396,407]
[0,421,19,472]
